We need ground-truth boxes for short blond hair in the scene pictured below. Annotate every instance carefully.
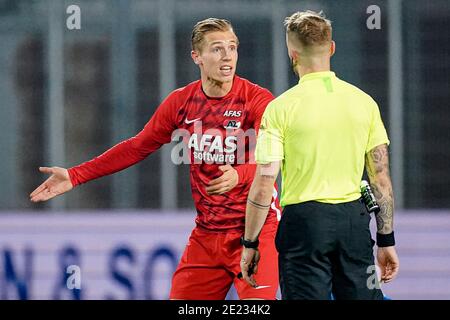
[284,11,332,47]
[191,18,238,52]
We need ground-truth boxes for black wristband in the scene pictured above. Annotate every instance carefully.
[376,231,395,247]
[240,236,259,249]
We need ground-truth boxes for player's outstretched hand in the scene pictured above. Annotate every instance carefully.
[30,167,73,202]
[377,246,400,283]
[206,165,238,195]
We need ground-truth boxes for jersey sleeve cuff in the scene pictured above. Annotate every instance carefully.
[366,139,390,154]
[67,168,80,187]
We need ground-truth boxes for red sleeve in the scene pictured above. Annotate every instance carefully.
[235,86,274,186]
[68,91,179,187]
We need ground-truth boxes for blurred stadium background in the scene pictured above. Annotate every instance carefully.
[0,0,449,299]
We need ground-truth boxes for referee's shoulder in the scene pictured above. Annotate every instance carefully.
[337,77,378,105]
[265,85,299,110]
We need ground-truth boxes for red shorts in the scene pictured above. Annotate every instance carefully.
[170,222,279,300]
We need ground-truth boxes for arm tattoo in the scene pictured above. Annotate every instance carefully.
[365,144,394,234]
[247,198,271,209]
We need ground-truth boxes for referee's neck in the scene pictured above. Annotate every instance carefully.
[297,64,331,79]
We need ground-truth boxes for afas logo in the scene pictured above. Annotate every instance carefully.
[223,110,242,117]
[223,120,241,129]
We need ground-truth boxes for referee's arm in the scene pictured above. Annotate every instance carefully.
[241,161,280,287]
[365,143,400,283]
[245,162,280,240]
[365,143,394,235]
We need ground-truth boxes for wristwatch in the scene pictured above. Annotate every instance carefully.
[240,236,259,249]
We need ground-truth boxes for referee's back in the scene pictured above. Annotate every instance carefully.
[256,71,389,207]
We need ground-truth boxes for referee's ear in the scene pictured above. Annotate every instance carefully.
[330,41,336,57]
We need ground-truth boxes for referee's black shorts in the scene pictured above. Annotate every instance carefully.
[275,198,384,300]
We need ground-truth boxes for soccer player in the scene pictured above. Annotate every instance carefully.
[240,11,399,299]
[30,18,280,300]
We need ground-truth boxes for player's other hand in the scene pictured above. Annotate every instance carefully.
[206,165,238,195]
[240,247,260,288]
[30,167,73,202]
[377,246,400,283]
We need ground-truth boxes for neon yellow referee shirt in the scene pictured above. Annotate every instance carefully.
[256,71,390,206]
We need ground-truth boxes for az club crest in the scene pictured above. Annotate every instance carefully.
[223,120,241,129]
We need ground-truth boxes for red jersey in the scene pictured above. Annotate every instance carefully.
[68,76,281,231]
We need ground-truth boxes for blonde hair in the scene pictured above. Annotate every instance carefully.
[284,10,332,47]
[191,18,238,51]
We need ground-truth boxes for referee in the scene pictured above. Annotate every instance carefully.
[240,10,399,299]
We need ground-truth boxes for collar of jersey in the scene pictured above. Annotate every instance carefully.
[299,71,336,84]
[199,75,239,103]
